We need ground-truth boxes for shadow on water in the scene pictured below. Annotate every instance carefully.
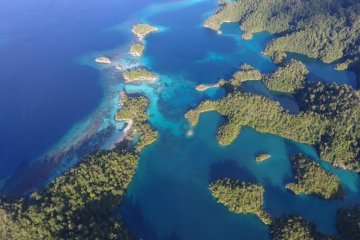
[121,197,159,240]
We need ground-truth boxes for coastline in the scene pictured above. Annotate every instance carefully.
[195,83,220,91]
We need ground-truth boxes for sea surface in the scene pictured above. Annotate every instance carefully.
[0,0,359,239]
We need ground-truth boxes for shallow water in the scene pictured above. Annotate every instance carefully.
[117,1,360,239]
[1,0,359,239]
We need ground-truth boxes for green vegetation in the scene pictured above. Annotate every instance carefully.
[256,153,271,162]
[132,23,158,40]
[123,68,158,82]
[286,154,343,200]
[129,43,145,57]
[270,216,333,240]
[209,178,271,224]
[0,93,158,239]
[186,92,326,146]
[263,60,308,93]
[295,82,360,172]
[186,77,360,172]
[336,206,360,240]
[204,0,360,67]
[228,64,262,87]
[0,151,137,239]
[117,94,158,152]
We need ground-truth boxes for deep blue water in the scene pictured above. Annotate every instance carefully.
[0,0,169,184]
[1,0,359,239]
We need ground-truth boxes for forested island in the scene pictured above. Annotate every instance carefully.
[132,23,158,40]
[270,216,333,240]
[0,151,137,239]
[286,154,344,200]
[0,93,157,239]
[186,63,360,173]
[1,0,360,239]
[263,60,308,93]
[256,153,271,162]
[116,94,158,152]
[209,178,271,224]
[204,0,360,69]
[129,43,145,57]
[123,68,159,82]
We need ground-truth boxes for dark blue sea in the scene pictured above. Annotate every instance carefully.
[0,0,359,239]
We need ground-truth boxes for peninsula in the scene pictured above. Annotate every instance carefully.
[286,154,344,200]
[203,0,360,68]
[123,68,158,83]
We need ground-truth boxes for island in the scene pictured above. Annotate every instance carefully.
[226,64,262,88]
[132,23,158,40]
[242,32,253,40]
[286,154,344,200]
[203,0,360,68]
[95,56,111,64]
[186,64,360,173]
[271,216,333,240]
[256,153,271,162]
[116,94,158,152]
[0,151,137,239]
[129,43,145,57]
[123,68,159,83]
[209,178,271,224]
[0,92,158,239]
[263,60,309,93]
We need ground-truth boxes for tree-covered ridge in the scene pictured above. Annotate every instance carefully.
[209,178,271,224]
[186,68,360,172]
[117,94,158,152]
[286,154,344,200]
[336,206,360,240]
[225,64,262,88]
[0,151,137,240]
[186,92,326,146]
[270,216,333,240]
[204,0,360,68]
[295,82,360,172]
[263,60,308,93]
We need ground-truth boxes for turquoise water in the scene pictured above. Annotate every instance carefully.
[115,1,360,239]
[1,0,359,239]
